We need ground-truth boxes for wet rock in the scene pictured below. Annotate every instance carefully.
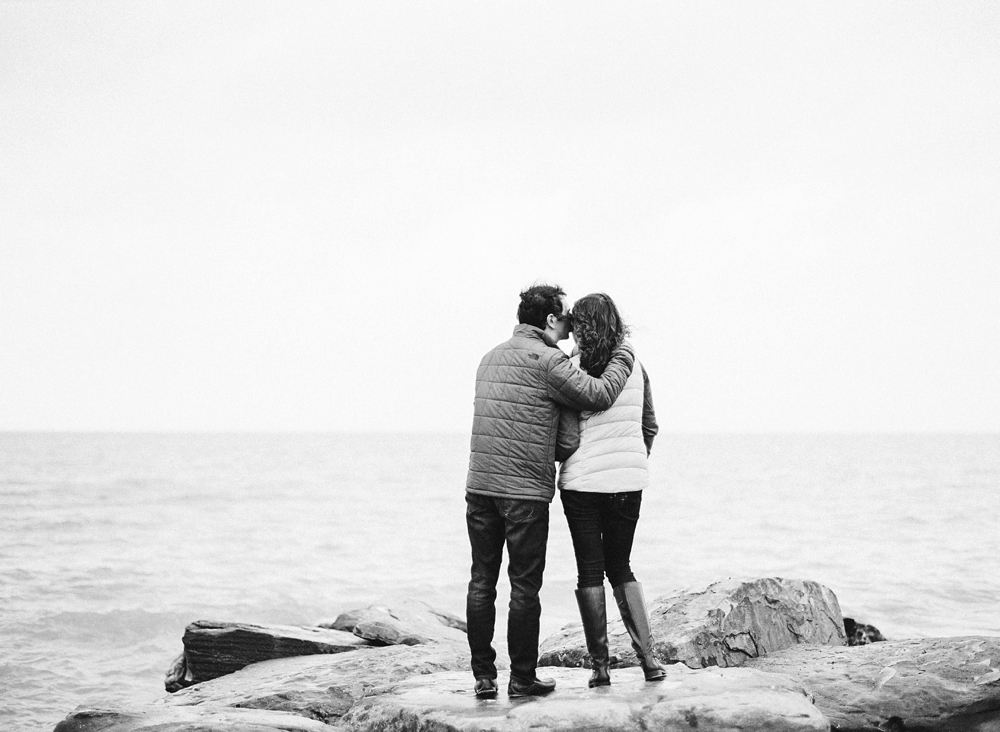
[540,577,846,670]
[163,652,192,693]
[343,666,831,732]
[320,607,369,633]
[53,704,334,732]
[747,635,1000,731]
[162,643,472,721]
[177,620,373,688]
[320,599,468,645]
[61,644,472,731]
[843,617,886,646]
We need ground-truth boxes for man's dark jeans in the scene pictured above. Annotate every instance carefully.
[465,492,549,682]
[560,489,642,588]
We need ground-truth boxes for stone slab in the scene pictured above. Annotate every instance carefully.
[162,644,471,722]
[343,666,831,732]
[53,704,335,732]
[179,620,372,688]
[748,636,1000,731]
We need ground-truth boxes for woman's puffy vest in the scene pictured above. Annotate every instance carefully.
[557,355,649,493]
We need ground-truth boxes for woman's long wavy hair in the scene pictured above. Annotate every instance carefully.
[571,293,630,377]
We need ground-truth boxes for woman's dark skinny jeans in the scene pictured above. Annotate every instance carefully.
[560,489,642,588]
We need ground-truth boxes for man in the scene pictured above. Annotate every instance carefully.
[465,283,636,699]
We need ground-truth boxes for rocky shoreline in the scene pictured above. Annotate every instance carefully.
[53,578,1000,731]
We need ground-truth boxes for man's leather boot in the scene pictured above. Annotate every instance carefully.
[575,586,611,687]
[474,676,498,699]
[612,581,666,681]
[507,675,556,697]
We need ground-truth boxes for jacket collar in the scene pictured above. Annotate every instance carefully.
[513,323,558,348]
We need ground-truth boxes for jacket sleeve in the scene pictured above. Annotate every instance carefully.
[641,363,659,456]
[545,342,635,411]
[555,407,580,463]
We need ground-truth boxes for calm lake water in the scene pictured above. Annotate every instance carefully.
[1,432,998,730]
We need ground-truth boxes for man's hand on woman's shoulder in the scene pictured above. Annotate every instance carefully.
[612,340,635,367]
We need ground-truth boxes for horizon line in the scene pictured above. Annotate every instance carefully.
[1,429,997,437]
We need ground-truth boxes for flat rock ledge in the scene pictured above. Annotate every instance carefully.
[748,635,1000,731]
[162,643,472,719]
[541,576,847,670]
[58,661,830,732]
[344,666,829,732]
[58,644,472,731]
[53,705,333,732]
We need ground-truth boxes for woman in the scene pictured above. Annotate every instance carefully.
[558,293,666,687]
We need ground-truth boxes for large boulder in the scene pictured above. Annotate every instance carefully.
[343,666,832,732]
[320,599,467,646]
[540,577,846,670]
[172,620,373,689]
[748,636,1000,731]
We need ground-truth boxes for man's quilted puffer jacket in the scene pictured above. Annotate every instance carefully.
[466,324,635,502]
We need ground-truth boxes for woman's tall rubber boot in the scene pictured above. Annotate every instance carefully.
[612,581,666,681]
[575,587,611,687]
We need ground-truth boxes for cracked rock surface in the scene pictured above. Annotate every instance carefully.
[57,644,471,731]
[160,644,471,722]
[748,636,1000,731]
[540,577,847,670]
[343,666,830,732]
[52,591,1000,732]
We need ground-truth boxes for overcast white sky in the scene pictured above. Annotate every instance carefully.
[2,2,998,433]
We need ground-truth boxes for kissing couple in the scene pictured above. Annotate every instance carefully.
[465,283,665,699]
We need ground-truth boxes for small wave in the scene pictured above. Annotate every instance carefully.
[34,608,191,646]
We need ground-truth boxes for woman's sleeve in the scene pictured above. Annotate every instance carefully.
[641,363,659,456]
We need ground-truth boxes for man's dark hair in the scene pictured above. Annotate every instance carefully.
[517,284,566,329]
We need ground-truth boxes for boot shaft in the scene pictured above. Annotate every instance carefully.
[613,580,666,681]
[575,586,611,686]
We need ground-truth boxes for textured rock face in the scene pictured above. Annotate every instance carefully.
[748,636,1000,731]
[56,656,832,732]
[60,591,999,732]
[53,704,334,732]
[163,651,191,693]
[343,666,831,732]
[321,599,468,645]
[161,644,472,722]
[62,644,472,730]
[169,601,466,692]
[178,620,372,688]
[540,577,846,670]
